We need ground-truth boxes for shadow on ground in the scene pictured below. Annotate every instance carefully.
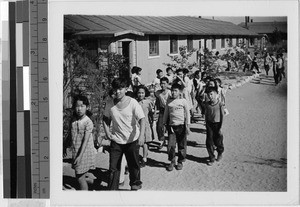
[243,156,287,169]
[63,168,110,191]
[187,140,206,148]
[145,157,168,168]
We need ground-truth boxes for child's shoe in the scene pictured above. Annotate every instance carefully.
[130,181,142,191]
[167,162,175,171]
[216,153,223,162]
[131,184,142,191]
[176,162,183,170]
[207,158,215,166]
[140,159,146,168]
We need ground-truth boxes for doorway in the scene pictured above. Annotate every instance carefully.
[122,41,131,67]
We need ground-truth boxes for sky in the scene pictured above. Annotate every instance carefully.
[202,16,287,25]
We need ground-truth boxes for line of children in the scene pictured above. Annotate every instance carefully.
[69,67,229,191]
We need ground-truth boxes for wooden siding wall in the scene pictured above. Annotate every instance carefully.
[81,35,253,84]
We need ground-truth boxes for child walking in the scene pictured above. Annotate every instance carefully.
[71,95,97,190]
[103,78,145,190]
[155,77,172,149]
[204,87,225,166]
[163,83,190,171]
[136,85,155,167]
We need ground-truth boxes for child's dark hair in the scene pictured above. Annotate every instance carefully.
[206,86,218,94]
[131,66,142,74]
[156,69,163,75]
[111,77,130,89]
[171,82,183,91]
[136,85,150,97]
[166,67,173,73]
[201,71,207,79]
[160,77,169,83]
[72,95,93,117]
[72,95,90,109]
[194,70,200,76]
[176,68,183,74]
[215,78,222,86]
[183,68,189,75]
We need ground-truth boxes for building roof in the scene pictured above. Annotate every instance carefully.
[64,15,259,37]
[238,21,287,34]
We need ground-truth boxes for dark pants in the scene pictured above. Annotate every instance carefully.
[264,64,270,75]
[275,67,282,84]
[243,62,250,72]
[167,125,187,163]
[206,121,224,161]
[281,66,286,78]
[108,140,141,190]
[156,111,165,141]
[250,62,260,72]
[272,65,278,84]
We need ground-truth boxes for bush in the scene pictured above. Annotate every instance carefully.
[63,40,129,154]
[164,46,198,72]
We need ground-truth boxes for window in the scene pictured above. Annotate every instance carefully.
[170,35,178,54]
[187,36,193,51]
[236,38,239,46]
[221,38,225,48]
[249,38,254,47]
[212,39,216,49]
[149,35,159,56]
[227,38,233,47]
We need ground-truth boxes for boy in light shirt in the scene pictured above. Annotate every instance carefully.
[163,83,190,171]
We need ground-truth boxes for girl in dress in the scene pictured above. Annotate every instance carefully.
[71,95,97,190]
[136,85,155,167]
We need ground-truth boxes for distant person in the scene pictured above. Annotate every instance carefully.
[192,70,201,114]
[250,52,261,73]
[243,52,252,72]
[196,72,208,117]
[165,67,175,87]
[271,52,278,85]
[163,83,190,171]
[136,85,155,167]
[280,53,286,78]
[276,54,283,84]
[155,77,172,149]
[152,69,164,91]
[263,52,272,76]
[103,78,145,190]
[214,78,226,106]
[204,86,225,166]
[131,66,142,94]
[147,85,157,141]
[71,95,97,190]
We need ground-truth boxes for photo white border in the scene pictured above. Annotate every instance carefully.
[49,0,299,206]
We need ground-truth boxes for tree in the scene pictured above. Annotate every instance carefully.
[269,27,283,45]
[164,46,198,71]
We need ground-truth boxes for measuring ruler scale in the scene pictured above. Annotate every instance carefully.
[29,0,49,198]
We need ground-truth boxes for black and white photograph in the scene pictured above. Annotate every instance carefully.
[62,14,288,192]
[48,1,298,206]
